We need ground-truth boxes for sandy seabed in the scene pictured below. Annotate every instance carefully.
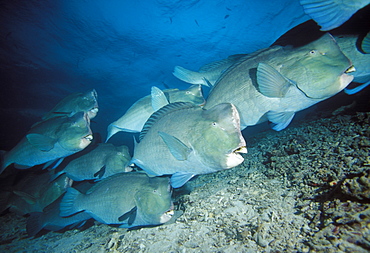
[1,101,370,253]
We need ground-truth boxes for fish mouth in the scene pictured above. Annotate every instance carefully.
[82,134,94,144]
[79,134,93,148]
[88,107,99,119]
[234,146,248,154]
[160,205,175,223]
[85,134,93,141]
[225,146,247,168]
[90,107,99,114]
[337,64,356,91]
[345,65,356,74]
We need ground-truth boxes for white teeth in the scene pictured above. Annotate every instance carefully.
[166,210,174,216]
[90,108,99,113]
[85,134,93,141]
[160,209,174,223]
[225,152,244,168]
[345,65,355,73]
[234,146,248,154]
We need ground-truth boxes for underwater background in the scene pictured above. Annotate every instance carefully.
[1,0,370,252]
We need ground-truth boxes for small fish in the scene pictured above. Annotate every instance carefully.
[42,89,98,121]
[51,143,131,181]
[1,112,93,174]
[60,173,174,228]
[300,0,370,31]
[132,102,247,188]
[173,54,246,87]
[106,84,205,140]
[204,34,354,131]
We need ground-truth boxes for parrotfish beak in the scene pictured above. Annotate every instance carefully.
[80,134,93,149]
[88,107,99,119]
[225,146,247,168]
[160,202,175,223]
[339,65,356,90]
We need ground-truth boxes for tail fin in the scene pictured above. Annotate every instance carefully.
[60,187,83,217]
[0,150,7,174]
[173,66,209,87]
[106,124,121,142]
[26,212,45,237]
[0,191,11,214]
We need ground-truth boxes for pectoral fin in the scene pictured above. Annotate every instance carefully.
[118,206,137,226]
[93,165,106,179]
[344,80,370,95]
[151,86,169,111]
[170,172,195,188]
[362,32,370,53]
[158,131,191,161]
[13,164,32,169]
[42,158,64,170]
[257,63,292,98]
[26,133,56,152]
[267,111,295,131]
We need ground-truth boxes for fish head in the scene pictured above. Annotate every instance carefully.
[79,89,99,119]
[198,103,247,169]
[289,33,354,99]
[114,145,132,166]
[58,112,93,151]
[134,177,174,225]
[170,84,206,106]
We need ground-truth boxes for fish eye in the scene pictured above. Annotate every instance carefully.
[212,122,217,127]
[309,50,317,55]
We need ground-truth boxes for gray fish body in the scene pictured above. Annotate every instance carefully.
[132,102,247,188]
[42,89,98,121]
[106,84,204,140]
[205,34,354,131]
[58,143,131,181]
[60,173,173,228]
[173,54,246,86]
[2,112,93,172]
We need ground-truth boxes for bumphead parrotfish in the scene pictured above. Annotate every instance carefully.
[1,112,93,174]
[132,102,247,188]
[204,34,355,131]
[106,84,205,141]
[60,173,174,228]
[42,89,98,121]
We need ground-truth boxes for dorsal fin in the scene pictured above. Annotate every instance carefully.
[151,86,169,111]
[198,54,246,72]
[139,102,196,141]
